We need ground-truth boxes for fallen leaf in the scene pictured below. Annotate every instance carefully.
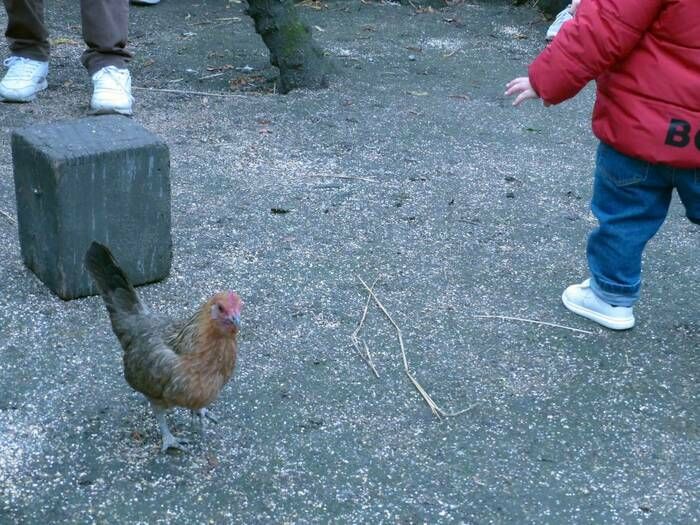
[207,454,219,469]
[449,94,470,101]
[229,75,264,90]
[206,64,234,72]
[49,37,79,46]
[443,17,465,28]
[297,0,327,10]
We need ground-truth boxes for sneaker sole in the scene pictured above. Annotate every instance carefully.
[562,291,635,331]
[0,78,48,102]
[88,106,133,116]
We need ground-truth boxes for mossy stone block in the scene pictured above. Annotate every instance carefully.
[11,115,171,300]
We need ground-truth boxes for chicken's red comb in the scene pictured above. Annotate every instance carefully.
[226,291,243,312]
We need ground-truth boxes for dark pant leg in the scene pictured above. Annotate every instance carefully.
[80,0,131,75]
[675,168,700,225]
[3,0,50,61]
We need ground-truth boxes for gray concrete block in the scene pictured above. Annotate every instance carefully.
[12,115,171,300]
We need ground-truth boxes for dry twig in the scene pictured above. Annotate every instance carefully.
[305,174,378,183]
[357,276,474,419]
[472,314,595,335]
[133,86,248,98]
[0,210,16,225]
[190,16,242,26]
[198,72,225,81]
[350,276,380,378]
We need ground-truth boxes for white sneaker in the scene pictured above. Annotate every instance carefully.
[546,7,574,41]
[0,56,49,102]
[90,66,134,116]
[130,0,160,4]
[562,279,635,330]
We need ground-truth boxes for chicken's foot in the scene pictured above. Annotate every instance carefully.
[191,408,219,430]
[151,404,189,452]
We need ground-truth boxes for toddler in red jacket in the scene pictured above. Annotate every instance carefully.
[506,0,699,330]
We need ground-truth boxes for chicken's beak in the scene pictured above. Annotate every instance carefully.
[230,313,241,330]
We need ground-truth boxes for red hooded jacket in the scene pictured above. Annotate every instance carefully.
[529,0,700,168]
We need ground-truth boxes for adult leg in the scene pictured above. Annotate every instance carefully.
[3,0,49,61]
[80,0,131,74]
[81,0,133,114]
[1,0,49,101]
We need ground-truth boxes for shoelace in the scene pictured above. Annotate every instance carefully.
[3,56,44,80]
[93,66,129,85]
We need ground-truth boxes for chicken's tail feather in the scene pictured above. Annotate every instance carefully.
[85,242,142,316]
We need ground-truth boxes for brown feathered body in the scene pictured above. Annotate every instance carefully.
[119,299,238,411]
[85,243,241,413]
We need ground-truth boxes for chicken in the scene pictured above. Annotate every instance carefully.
[85,242,242,452]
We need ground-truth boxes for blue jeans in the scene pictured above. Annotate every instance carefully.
[587,142,700,307]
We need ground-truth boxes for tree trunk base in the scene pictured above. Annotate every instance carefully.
[247,0,329,94]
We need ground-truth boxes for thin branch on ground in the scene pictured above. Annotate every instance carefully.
[133,86,249,98]
[472,314,595,335]
[0,210,16,225]
[357,276,474,419]
[361,340,379,378]
[350,341,377,376]
[350,276,380,378]
[198,72,225,81]
[304,174,378,183]
[190,16,242,25]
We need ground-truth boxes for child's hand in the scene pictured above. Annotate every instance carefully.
[505,77,540,106]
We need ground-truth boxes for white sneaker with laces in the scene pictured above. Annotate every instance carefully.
[546,7,574,41]
[562,279,635,330]
[0,56,49,102]
[90,66,134,116]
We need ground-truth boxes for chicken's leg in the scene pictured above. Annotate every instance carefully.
[190,408,219,430]
[151,404,188,452]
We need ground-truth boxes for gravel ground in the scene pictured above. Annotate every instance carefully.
[0,1,698,523]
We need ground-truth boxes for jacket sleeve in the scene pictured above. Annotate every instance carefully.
[529,0,664,105]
